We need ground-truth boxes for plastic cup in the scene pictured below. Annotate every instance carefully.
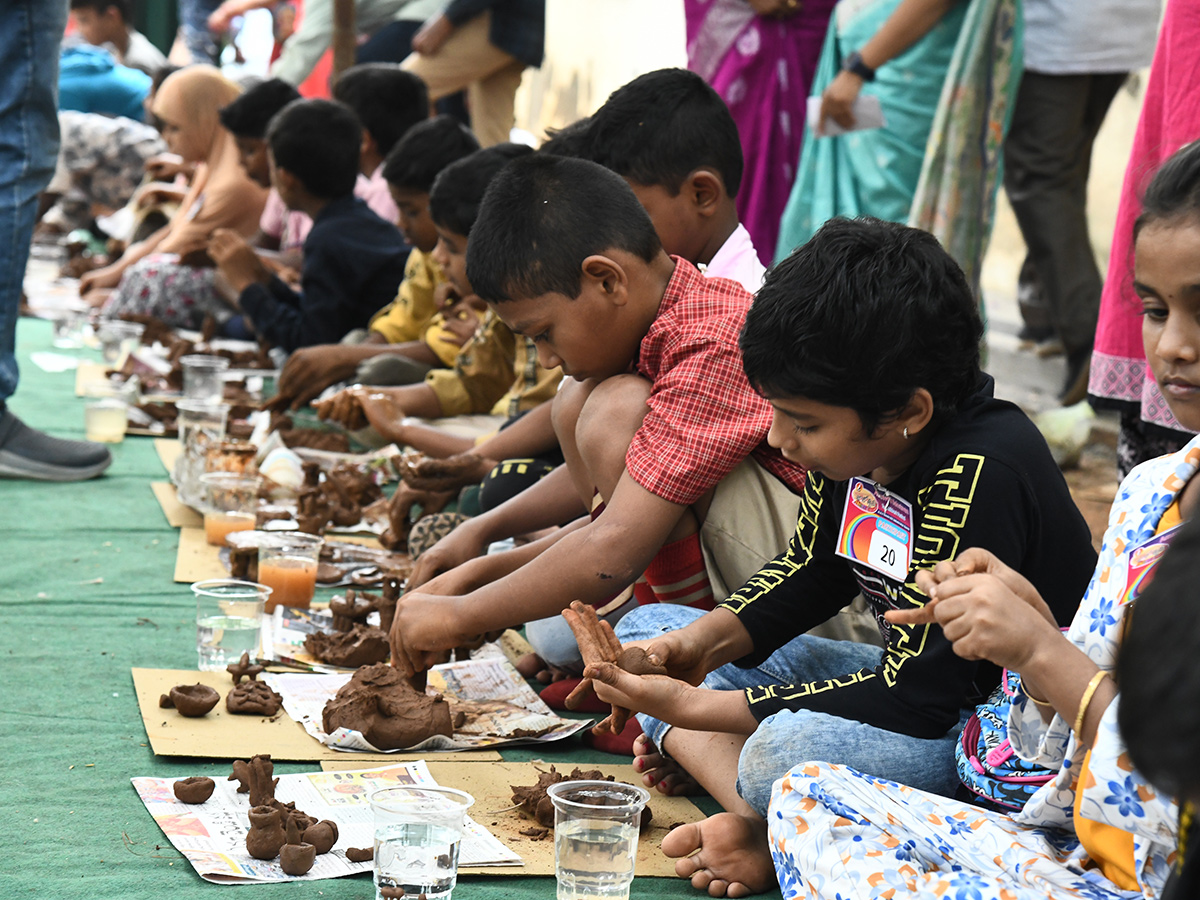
[200,473,261,547]
[370,786,475,900]
[191,579,270,671]
[174,400,230,504]
[96,319,144,365]
[49,306,87,348]
[256,532,323,612]
[547,780,651,900]
[84,397,128,443]
[181,354,230,403]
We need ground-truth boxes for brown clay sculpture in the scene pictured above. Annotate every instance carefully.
[229,754,278,807]
[511,766,653,832]
[321,663,453,750]
[160,683,221,717]
[376,576,401,634]
[226,651,265,684]
[304,623,390,668]
[345,847,374,862]
[279,816,316,875]
[173,776,216,803]
[562,602,642,733]
[303,820,339,855]
[227,680,283,716]
[246,805,287,860]
[329,589,377,632]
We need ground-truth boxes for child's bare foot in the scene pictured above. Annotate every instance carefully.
[633,733,700,795]
[515,652,544,679]
[661,813,776,897]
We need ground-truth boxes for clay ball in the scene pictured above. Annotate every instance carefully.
[345,846,373,862]
[166,683,221,717]
[173,776,216,803]
[303,820,339,855]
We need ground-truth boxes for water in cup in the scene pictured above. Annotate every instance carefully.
[554,819,638,900]
[196,613,261,670]
[374,821,462,900]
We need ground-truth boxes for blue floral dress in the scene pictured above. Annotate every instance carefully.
[766,436,1200,899]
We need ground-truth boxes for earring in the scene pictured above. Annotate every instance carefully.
[903,426,909,440]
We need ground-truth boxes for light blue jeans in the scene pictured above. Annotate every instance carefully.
[616,604,968,817]
[0,0,68,406]
[525,595,639,673]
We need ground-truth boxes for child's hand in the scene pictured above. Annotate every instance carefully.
[584,663,695,725]
[623,633,711,687]
[208,229,268,293]
[275,346,358,409]
[143,153,190,182]
[313,387,370,430]
[388,590,472,678]
[439,302,480,347]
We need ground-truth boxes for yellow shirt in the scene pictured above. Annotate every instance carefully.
[424,310,518,416]
[489,335,562,418]
[367,248,444,344]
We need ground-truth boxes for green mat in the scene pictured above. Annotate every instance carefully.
[0,317,776,900]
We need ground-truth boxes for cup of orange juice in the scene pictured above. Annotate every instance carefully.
[257,532,324,612]
[200,473,261,547]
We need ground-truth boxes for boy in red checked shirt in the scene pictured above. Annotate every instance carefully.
[387,154,809,692]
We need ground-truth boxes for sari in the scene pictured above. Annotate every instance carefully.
[773,0,1022,296]
[685,0,836,267]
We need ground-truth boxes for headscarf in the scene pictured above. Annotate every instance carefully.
[152,66,268,256]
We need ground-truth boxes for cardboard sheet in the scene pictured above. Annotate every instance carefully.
[174,526,226,582]
[155,437,182,474]
[152,481,203,528]
[319,759,706,877]
[75,360,109,397]
[131,668,502,762]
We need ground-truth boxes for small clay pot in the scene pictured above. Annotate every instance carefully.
[345,846,373,862]
[168,684,220,717]
[173,776,216,803]
[280,841,316,875]
[246,805,287,860]
[303,820,339,855]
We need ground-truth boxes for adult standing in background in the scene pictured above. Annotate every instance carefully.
[179,0,224,63]
[0,0,113,481]
[1003,0,1160,405]
[685,0,837,268]
[1088,0,1200,477]
[402,0,545,147]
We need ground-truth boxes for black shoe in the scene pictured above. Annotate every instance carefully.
[0,409,112,481]
[1059,351,1092,407]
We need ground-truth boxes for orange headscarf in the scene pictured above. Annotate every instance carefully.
[152,66,268,256]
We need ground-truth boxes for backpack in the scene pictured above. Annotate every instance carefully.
[955,669,1057,812]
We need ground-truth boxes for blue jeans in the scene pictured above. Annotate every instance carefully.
[616,604,968,817]
[0,0,68,406]
[178,0,222,64]
[525,596,639,673]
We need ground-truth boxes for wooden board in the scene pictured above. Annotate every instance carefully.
[131,668,503,763]
[152,481,203,528]
[319,759,704,877]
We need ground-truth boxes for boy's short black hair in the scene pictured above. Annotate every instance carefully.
[332,63,429,158]
[382,115,480,194]
[429,143,534,237]
[218,78,301,139]
[1118,511,1200,799]
[539,117,591,158]
[741,217,982,433]
[466,155,663,304]
[267,98,361,199]
[582,67,742,197]
[71,0,130,20]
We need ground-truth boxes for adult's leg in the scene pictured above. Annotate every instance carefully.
[0,0,111,481]
[177,0,222,64]
[1003,70,1126,402]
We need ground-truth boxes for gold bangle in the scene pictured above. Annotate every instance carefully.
[1023,687,1054,708]
[1073,670,1111,737]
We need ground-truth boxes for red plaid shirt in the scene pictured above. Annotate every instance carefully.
[626,259,807,505]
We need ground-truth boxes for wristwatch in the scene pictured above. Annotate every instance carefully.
[842,50,876,82]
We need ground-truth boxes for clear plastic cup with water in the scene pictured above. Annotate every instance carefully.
[547,780,651,900]
[191,578,270,671]
[371,786,475,900]
[181,354,230,403]
[96,319,144,365]
[174,400,230,505]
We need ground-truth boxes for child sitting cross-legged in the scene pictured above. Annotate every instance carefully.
[580,216,1098,896]
[208,98,408,353]
[738,140,1200,900]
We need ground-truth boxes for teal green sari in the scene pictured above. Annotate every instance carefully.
[774,0,1023,294]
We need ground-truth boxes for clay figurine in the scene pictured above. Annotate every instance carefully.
[159,683,220,717]
[303,820,339,855]
[173,776,216,804]
[329,590,376,632]
[345,846,373,862]
[304,624,390,668]
[227,680,283,716]
[229,754,278,807]
[511,766,653,831]
[226,652,265,684]
[376,576,401,633]
[279,816,316,875]
[245,805,287,860]
[321,663,453,750]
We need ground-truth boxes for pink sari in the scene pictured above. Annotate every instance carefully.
[686,0,835,268]
[1088,0,1200,437]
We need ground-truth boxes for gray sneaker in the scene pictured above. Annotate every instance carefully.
[0,408,112,482]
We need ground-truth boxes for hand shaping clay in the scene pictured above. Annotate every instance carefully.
[345,846,374,862]
[227,680,283,716]
[160,683,220,717]
[304,623,390,668]
[321,663,453,750]
[173,776,216,803]
[226,651,265,684]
